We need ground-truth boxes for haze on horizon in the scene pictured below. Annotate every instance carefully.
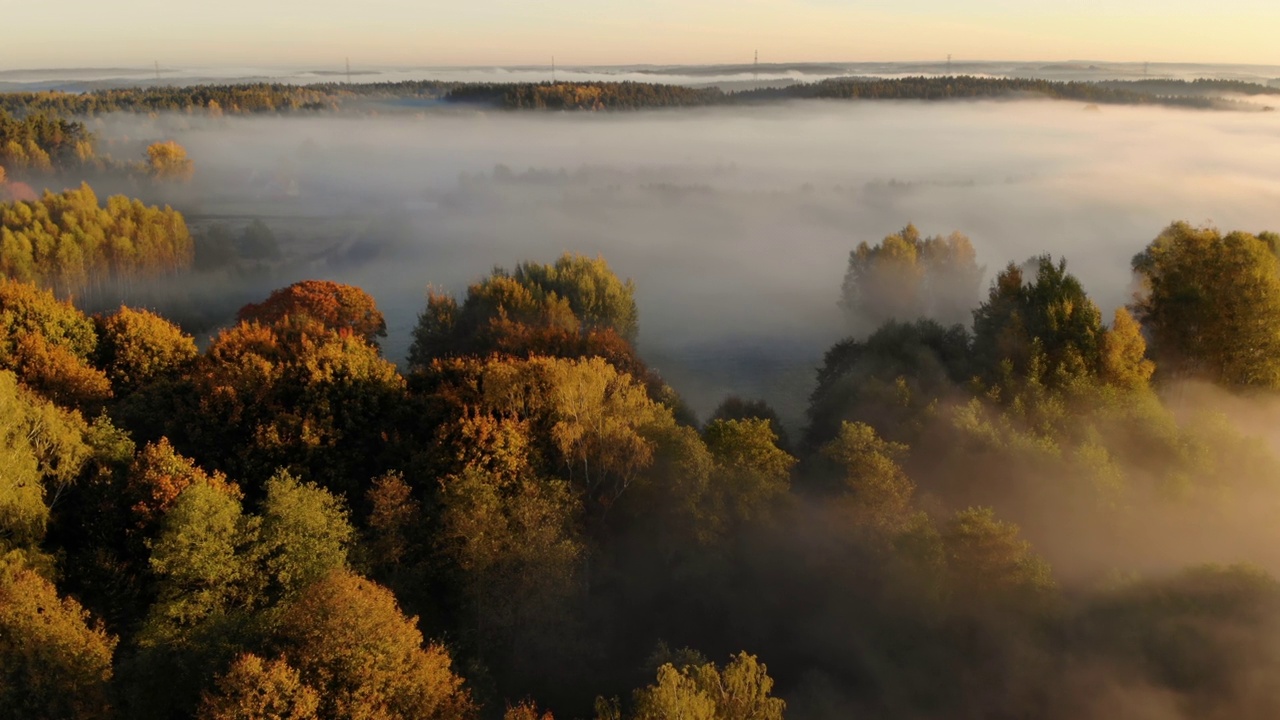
[5,0,1280,70]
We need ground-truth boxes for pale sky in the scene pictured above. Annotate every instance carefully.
[5,0,1279,69]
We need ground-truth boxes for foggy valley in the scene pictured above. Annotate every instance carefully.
[7,51,1280,720]
[96,101,1280,424]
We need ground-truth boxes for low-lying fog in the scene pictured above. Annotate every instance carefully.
[96,100,1280,425]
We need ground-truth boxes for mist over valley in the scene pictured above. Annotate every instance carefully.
[95,100,1280,427]
[7,52,1280,720]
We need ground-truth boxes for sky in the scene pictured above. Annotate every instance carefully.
[5,0,1279,69]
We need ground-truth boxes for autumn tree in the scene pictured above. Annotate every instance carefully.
[0,278,109,408]
[473,356,671,520]
[0,564,117,720]
[632,652,785,720]
[409,254,640,364]
[1132,222,1280,388]
[94,306,198,393]
[504,700,555,720]
[1099,307,1154,390]
[178,314,406,495]
[275,571,476,720]
[124,437,240,532]
[236,280,387,347]
[197,654,319,720]
[364,471,422,573]
[1,185,193,294]
[147,140,194,182]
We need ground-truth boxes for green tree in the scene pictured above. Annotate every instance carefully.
[703,418,794,528]
[633,652,785,720]
[437,464,583,683]
[804,319,970,449]
[0,370,90,556]
[972,256,1105,392]
[708,396,790,453]
[942,507,1055,614]
[255,470,353,598]
[513,253,639,341]
[821,421,915,529]
[1074,564,1280,700]
[143,482,254,638]
[1132,222,1280,388]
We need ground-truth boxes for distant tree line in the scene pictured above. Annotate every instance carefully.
[3,75,1273,120]
[449,76,1274,111]
[0,109,197,185]
[446,81,726,110]
[0,81,459,117]
[739,75,1255,109]
[1097,77,1280,97]
[0,110,96,173]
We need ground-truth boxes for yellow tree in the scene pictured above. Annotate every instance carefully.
[1099,307,1155,390]
[633,652,785,720]
[276,571,476,720]
[477,356,670,516]
[147,140,194,183]
[197,654,319,720]
[94,306,198,393]
[0,565,117,720]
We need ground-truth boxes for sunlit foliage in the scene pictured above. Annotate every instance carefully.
[0,184,192,294]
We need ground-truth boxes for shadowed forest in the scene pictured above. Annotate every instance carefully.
[4,79,1280,720]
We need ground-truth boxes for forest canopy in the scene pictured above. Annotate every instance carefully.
[3,177,1280,720]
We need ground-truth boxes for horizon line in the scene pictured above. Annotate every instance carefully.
[6,58,1280,74]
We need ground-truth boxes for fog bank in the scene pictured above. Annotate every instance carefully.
[88,99,1280,425]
